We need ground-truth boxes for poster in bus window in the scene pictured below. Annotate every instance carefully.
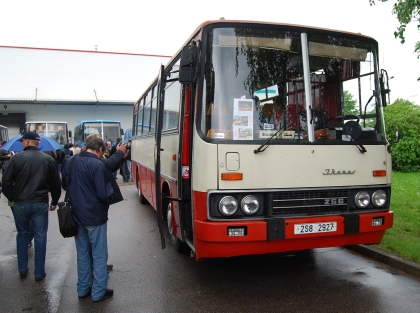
[232,98,254,140]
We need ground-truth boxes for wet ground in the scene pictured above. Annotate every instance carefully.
[1,182,420,313]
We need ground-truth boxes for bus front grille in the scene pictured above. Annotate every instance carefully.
[270,189,348,216]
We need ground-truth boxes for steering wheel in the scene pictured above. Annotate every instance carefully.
[342,120,362,141]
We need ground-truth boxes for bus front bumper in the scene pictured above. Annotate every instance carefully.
[193,211,393,260]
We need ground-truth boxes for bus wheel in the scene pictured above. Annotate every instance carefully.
[167,202,189,253]
[137,180,148,204]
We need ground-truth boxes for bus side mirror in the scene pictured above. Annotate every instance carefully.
[395,128,400,143]
[387,128,401,153]
[120,129,124,136]
[68,131,72,138]
[380,69,391,107]
[179,44,198,84]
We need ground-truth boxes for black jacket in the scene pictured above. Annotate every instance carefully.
[102,150,124,205]
[2,146,61,205]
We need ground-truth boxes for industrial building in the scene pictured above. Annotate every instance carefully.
[0,45,171,138]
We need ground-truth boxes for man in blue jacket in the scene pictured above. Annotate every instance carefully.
[61,136,114,302]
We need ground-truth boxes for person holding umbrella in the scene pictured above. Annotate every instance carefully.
[2,132,61,281]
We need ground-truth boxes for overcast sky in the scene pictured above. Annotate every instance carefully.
[1,0,419,104]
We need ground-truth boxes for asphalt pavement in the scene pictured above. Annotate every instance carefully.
[347,245,420,279]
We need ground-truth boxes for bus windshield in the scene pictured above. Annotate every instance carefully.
[201,27,385,144]
[74,120,121,147]
[26,122,68,145]
[0,125,8,142]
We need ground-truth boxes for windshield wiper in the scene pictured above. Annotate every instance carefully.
[254,112,302,154]
[254,128,283,154]
[342,128,367,153]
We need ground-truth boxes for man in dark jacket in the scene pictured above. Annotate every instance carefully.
[86,134,127,204]
[61,136,114,302]
[2,132,61,281]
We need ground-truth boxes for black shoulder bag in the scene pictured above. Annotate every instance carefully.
[57,156,78,238]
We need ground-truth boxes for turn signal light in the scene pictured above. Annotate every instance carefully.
[373,170,386,177]
[221,173,243,180]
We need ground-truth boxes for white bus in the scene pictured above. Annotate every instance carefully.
[131,20,397,260]
[0,124,9,143]
[25,121,70,146]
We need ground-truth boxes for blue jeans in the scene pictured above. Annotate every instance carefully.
[13,202,49,277]
[74,223,108,300]
[126,160,132,179]
[121,161,129,181]
[10,206,34,244]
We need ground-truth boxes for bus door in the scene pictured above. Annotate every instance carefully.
[176,43,199,251]
[155,64,166,249]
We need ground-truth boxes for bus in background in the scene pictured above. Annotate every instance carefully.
[124,125,154,142]
[124,128,132,142]
[0,124,9,143]
[131,20,397,260]
[25,121,70,146]
[74,120,123,147]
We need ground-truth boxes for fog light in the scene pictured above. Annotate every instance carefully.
[372,217,384,226]
[228,227,246,236]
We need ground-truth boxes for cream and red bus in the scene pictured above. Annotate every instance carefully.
[131,20,396,260]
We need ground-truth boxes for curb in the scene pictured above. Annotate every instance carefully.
[347,245,420,279]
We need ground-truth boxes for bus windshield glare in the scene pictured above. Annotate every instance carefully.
[201,27,385,144]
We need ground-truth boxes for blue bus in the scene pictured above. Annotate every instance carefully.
[124,128,132,142]
[74,120,123,147]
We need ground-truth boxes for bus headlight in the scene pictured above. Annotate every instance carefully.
[241,195,259,215]
[219,196,238,216]
[355,191,370,208]
[372,190,387,207]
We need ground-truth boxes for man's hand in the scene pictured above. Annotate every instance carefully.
[116,142,128,156]
[49,205,57,211]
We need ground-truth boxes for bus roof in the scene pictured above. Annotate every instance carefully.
[134,19,377,105]
[25,121,67,124]
[76,120,121,123]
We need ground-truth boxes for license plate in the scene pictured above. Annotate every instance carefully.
[294,222,337,234]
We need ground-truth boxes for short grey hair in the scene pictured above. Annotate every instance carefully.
[85,137,106,152]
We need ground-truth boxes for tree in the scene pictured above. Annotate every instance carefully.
[369,0,420,80]
[384,98,420,172]
[343,90,359,115]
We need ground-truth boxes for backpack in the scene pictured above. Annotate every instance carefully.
[62,151,72,165]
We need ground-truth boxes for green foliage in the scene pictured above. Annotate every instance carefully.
[343,90,359,115]
[384,98,420,171]
[369,0,420,43]
[344,90,376,127]
[375,172,420,263]
[369,0,420,80]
